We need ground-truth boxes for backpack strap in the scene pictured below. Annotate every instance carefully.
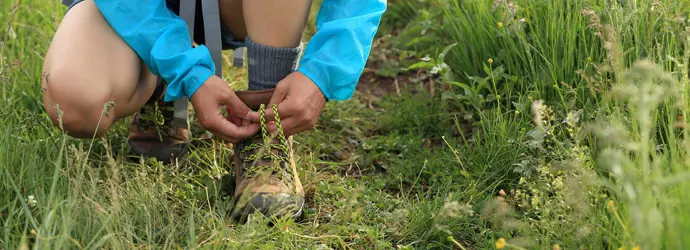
[201,0,223,76]
[172,0,228,129]
[172,0,199,129]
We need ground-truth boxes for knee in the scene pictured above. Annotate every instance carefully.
[42,66,115,138]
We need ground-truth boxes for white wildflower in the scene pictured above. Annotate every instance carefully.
[430,63,448,74]
[27,195,36,207]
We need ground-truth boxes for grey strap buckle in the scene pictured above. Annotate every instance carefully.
[234,47,244,68]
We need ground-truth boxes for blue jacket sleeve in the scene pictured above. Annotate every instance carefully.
[297,0,387,101]
[93,0,215,102]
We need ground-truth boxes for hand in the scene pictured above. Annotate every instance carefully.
[262,71,327,136]
[191,75,260,143]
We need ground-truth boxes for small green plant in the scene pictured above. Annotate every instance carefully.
[593,59,688,249]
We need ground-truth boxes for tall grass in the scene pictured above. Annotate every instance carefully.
[404,0,690,248]
[427,1,687,108]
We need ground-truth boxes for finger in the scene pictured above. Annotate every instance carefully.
[214,134,239,144]
[227,115,242,126]
[263,84,289,122]
[269,82,289,107]
[223,90,260,122]
[228,121,261,139]
[263,98,301,123]
[266,116,310,137]
[228,114,255,127]
[206,115,260,141]
[244,110,261,123]
[241,118,251,126]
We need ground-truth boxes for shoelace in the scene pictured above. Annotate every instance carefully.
[136,84,170,131]
[135,101,174,140]
[240,104,290,179]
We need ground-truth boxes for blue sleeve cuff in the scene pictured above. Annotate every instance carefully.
[163,65,214,102]
[298,64,354,102]
[93,0,216,103]
[185,66,214,100]
[295,0,386,101]
[159,44,216,102]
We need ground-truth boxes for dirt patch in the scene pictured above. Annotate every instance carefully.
[355,69,476,146]
[356,72,401,98]
[355,70,436,108]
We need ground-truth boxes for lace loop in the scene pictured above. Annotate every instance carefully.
[240,104,290,179]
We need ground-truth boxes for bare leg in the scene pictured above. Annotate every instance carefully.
[219,0,312,48]
[42,0,157,138]
[218,0,247,41]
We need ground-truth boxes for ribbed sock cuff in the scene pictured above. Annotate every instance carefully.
[246,37,301,90]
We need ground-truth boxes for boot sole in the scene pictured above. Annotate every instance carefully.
[231,193,305,224]
[232,205,305,225]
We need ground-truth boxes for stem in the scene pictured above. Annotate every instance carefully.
[449,236,467,250]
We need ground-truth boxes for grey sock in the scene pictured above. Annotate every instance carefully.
[246,37,301,90]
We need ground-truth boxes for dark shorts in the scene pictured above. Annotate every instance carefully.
[65,0,245,50]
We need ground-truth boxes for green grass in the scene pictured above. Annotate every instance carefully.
[3,0,690,249]
[385,0,690,249]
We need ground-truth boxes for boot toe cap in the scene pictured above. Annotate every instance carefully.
[233,192,304,222]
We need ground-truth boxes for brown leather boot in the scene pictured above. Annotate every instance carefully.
[231,89,304,222]
[128,84,190,163]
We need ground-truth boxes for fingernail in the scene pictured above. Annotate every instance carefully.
[244,112,257,120]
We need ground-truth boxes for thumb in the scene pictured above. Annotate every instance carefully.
[269,83,288,107]
[264,84,288,122]
[222,90,259,122]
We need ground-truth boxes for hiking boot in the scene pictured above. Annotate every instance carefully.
[231,89,304,222]
[128,84,190,163]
